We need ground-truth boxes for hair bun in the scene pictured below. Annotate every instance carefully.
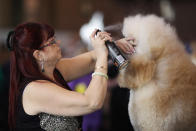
[6,31,15,51]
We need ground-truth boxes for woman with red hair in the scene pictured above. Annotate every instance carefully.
[7,22,133,130]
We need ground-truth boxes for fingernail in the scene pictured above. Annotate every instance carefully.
[126,51,132,54]
[133,48,136,53]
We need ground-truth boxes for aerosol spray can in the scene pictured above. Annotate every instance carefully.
[96,29,128,70]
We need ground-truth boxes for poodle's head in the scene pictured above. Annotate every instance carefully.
[122,14,177,60]
[118,14,178,89]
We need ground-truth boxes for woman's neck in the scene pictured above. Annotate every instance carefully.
[41,62,56,82]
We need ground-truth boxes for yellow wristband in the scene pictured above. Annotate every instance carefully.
[92,72,108,80]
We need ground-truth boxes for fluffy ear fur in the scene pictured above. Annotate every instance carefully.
[118,56,156,89]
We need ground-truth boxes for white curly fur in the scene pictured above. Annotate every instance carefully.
[118,14,196,131]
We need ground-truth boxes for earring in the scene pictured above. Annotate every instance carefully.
[41,60,45,72]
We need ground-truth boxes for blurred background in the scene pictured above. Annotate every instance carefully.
[0,0,196,131]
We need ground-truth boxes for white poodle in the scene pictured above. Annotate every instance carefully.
[118,14,196,131]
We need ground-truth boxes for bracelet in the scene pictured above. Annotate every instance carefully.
[92,72,108,80]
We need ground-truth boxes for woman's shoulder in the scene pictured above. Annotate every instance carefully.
[24,79,70,97]
[25,79,60,90]
[25,79,51,87]
[22,79,69,115]
[30,79,52,84]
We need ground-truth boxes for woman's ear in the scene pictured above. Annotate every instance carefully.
[33,50,43,61]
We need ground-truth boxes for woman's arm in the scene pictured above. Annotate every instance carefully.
[56,36,135,82]
[23,77,107,116]
[56,50,96,82]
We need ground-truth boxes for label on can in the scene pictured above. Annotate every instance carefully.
[116,55,125,64]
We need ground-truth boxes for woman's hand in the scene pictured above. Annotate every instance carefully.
[90,29,112,60]
[115,37,136,55]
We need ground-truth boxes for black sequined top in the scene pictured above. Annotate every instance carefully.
[15,69,82,131]
[39,113,81,131]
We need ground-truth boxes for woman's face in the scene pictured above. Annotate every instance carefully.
[40,37,62,62]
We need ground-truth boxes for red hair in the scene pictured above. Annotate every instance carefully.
[8,22,54,129]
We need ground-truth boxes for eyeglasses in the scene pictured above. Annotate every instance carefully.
[39,37,56,49]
